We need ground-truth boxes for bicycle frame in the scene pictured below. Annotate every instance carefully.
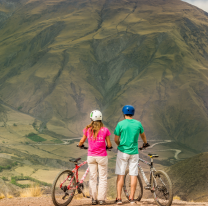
[138,157,156,189]
[60,161,89,190]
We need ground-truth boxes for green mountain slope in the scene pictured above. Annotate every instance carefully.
[166,152,208,202]
[0,0,208,151]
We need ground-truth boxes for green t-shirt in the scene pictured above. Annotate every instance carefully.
[114,119,144,155]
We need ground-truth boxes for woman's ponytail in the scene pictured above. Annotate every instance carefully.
[85,121,104,140]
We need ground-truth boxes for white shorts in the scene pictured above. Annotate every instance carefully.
[115,150,139,176]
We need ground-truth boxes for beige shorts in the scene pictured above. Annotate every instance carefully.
[115,150,139,176]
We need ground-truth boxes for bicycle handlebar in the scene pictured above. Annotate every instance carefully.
[77,144,88,149]
[106,146,113,151]
[139,142,150,150]
[77,144,113,150]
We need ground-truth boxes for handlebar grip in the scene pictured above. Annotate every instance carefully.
[139,143,150,150]
[106,146,113,150]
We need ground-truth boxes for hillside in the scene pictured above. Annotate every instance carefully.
[166,152,208,202]
[0,0,208,152]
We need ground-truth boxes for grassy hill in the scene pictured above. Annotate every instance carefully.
[0,0,208,151]
[166,152,208,202]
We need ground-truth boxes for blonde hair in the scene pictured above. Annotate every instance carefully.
[85,121,104,140]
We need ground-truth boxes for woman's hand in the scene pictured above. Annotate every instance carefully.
[78,135,87,146]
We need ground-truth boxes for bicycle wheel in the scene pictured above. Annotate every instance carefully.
[152,170,173,206]
[52,170,76,206]
[123,169,143,201]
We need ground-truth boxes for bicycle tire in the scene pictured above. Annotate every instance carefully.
[123,169,143,201]
[52,170,76,206]
[151,170,173,206]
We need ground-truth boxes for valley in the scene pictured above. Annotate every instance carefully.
[0,0,208,202]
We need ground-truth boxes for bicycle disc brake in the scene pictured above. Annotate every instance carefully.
[77,182,84,194]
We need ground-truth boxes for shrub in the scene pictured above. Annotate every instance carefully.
[0,164,15,172]
[13,123,17,126]
[17,106,22,110]
[51,139,63,144]
[6,165,11,169]
[10,176,51,188]
[1,176,8,181]
[12,162,18,166]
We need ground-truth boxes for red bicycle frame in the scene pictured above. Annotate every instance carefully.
[60,161,89,191]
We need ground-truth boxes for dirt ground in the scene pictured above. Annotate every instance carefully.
[0,196,207,206]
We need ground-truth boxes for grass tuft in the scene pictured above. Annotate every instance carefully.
[173,195,181,200]
[0,193,5,199]
[20,184,43,197]
[7,194,13,199]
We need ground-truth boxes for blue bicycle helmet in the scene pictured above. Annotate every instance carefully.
[122,105,135,115]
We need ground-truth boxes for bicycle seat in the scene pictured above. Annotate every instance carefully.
[69,158,81,163]
[148,154,159,158]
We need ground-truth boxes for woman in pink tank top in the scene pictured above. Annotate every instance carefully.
[78,110,112,205]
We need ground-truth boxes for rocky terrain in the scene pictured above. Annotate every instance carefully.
[0,197,208,206]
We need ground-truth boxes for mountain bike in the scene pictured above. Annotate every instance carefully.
[123,147,173,206]
[51,145,112,206]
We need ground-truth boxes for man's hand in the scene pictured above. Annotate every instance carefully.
[78,135,87,147]
[114,135,120,146]
[139,142,150,150]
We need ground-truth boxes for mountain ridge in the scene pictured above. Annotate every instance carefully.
[0,0,208,151]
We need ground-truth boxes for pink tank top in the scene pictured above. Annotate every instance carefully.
[83,127,111,156]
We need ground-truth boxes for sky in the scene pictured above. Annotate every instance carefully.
[182,0,208,13]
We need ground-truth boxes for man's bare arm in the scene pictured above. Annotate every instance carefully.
[140,132,147,144]
[78,135,87,146]
[114,135,120,146]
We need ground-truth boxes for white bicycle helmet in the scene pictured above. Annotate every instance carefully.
[90,110,102,121]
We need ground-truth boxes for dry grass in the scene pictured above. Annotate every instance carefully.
[173,195,181,200]
[20,184,43,197]
[6,194,13,199]
[0,193,5,199]
[73,194,84,200]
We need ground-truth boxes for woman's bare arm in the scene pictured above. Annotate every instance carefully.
[78,135,87,146]
[106,136,112,148]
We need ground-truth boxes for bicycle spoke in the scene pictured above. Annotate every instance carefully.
[52,170,76,206]
[123,169,143,201]
[152,171,173,206]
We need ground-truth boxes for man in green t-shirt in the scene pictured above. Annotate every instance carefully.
[114,105,149,204]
